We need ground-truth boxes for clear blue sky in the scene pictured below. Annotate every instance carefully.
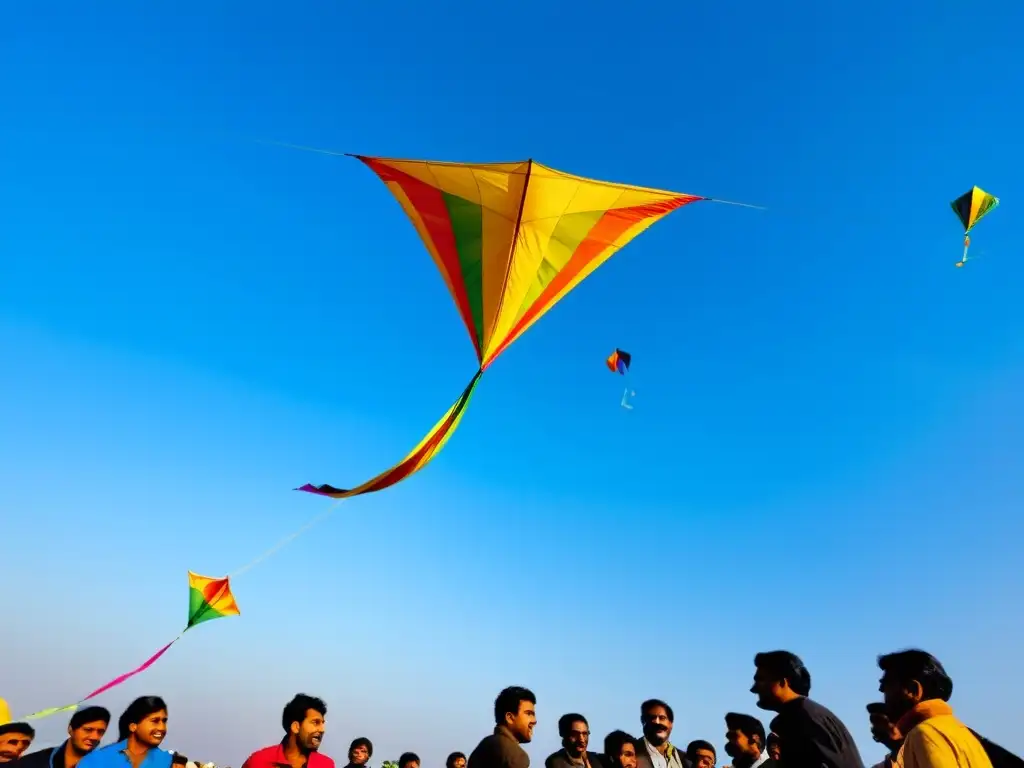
[3,0,1023,765]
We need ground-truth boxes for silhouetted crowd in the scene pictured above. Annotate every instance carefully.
[2,650,1019,768]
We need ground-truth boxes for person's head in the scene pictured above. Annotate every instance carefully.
[446,753,467,768]
[399,753,420,768]
[68,706,111,755]
[877,650,953,722]
[172,755,189,767]
[751,651,811,711]
[0,723,34,762]
[558,714,590,757]
[765,734,780,762]
[349,738,373,765]
[282,694,327,753]
[118,697,167,748]
[640,699,674,746]
[686,741,716,768]
[494,687,537,744]
[724,713,766,763]
[603,731,637,768]
[866,703,902,751]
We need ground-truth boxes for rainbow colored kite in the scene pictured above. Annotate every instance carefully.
[22,572,239,720]
[298,155,757,499]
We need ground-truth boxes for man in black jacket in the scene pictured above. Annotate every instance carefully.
[17,707,110,768]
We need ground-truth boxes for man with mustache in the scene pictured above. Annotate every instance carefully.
[17,706,111,768]
[750,650,863,768]
[242,694,334,768]
[635,700,687,768]
[468,686,537,768]
[545,714,601,768]
[0,722,34,763]
[723,713,773,768]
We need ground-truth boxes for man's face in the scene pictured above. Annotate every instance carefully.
[131,710,167,748]
[402,761,419,768]
[0,731,33,762]
[751,667,784,711]
[725,730,760,762]
[615,743,637,768]
[70,719,108,755]
[869,712,901,746]
[564,720,589,757]
[691,749,715,768]
[350,745,370,765]
[451,758,466,768]
[766,741,780,762]
[506,700,536,744]
[294,709,326,752]
[642,706,673,745]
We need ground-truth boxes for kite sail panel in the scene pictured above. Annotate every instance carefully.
[299,155,748,501]
[352,156,705,369]
[606,348,631,375]
[951,186,999,267]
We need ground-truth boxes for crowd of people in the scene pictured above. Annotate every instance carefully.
[0,649,1016,768]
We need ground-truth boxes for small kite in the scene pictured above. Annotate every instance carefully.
[951,186,999,267]
[297,155,759,500]
[21,572,239,721]
[606,348,631,375]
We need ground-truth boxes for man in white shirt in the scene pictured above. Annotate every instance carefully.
[724,713,773,768]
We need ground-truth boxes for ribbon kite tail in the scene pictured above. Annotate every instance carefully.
[296,370,484,500]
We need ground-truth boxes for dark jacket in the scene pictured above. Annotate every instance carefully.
[544,751,605,768]
[469,727,530,768]
[769,697,864,768]
[18,746,64,768]
[634,740,689,768]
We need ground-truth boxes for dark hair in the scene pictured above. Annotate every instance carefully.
[865,703,887,716]
[446,753,467,768]
[70,706,111,730]
[754,651,811,696]
[725,713,766,747]
[766,734,779,747]
[0,722,34,738]
[558,713,589,738]
[399,752,420,768]
[877,649,953,702]
[604,731,636,758]
[350,738,374,757]
[641,699,674,723]
[118,697,167,742]
[686,741,716,762]
[282,694,327,735]
[494,686,536,726]
[172,754,189,766]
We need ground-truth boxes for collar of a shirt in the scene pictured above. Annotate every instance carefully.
[896,700,953,735]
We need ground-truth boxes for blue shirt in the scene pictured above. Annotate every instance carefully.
[78,740,172,768]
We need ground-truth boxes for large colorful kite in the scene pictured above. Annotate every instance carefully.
[21,572,240,720]
[952,186,999,267]
[298,155,758,499]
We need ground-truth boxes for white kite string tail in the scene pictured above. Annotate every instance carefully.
[227,501,343,578]
[707,197,767,210]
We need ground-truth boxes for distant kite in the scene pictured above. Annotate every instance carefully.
[606,348,631,375]
[22,572,240,720]
[951,186,999,267]
[298,155,760,499]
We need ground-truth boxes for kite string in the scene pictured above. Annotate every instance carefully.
[227,501,343,578]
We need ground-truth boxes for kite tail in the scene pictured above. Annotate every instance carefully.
[19,635,184,721]
[296,369,485,500]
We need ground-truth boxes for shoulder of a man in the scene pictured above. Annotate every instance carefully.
[309,752,336,768]
[18,747,57,768]
[244,744,286,768]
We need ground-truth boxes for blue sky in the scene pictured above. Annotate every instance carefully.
[3,0,1024,765]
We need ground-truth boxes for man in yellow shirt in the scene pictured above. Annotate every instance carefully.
[877,649,991,768]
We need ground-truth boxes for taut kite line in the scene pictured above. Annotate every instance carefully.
[297,155,760,500]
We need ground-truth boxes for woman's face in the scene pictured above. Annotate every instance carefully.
[132,710,168,748]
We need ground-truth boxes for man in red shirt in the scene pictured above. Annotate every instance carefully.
[242,694,334,768]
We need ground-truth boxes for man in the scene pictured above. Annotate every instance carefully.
[724,713,772,768]
[877,649,991,768]
[398,754,419,768]
[605,732,638,768]
[467,686,536,768]
[635,700,686,768]
[345,739,373,768]
[866,704,902,768]
[546,714,601,768]
[686,742,716,768]
[765,737,780,764]
[0,723,34,762]
[18,706,111,768]
[447,754,467,768]
[242,694,334,768]
[79,696,171,768]
[751,650,863,768]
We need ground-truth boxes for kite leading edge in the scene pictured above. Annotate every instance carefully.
[951,186,999,268]
[298,155,756,500]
